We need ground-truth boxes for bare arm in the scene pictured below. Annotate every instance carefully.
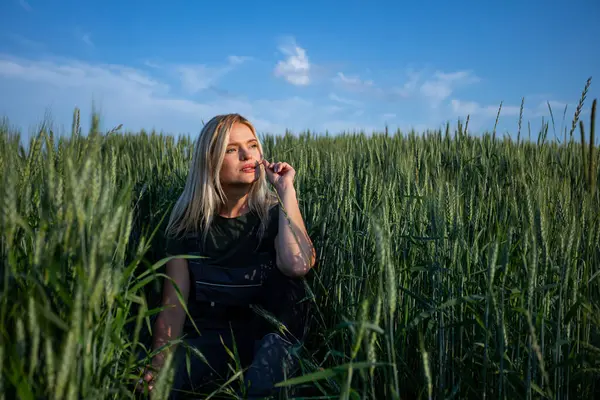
[150,257,190,369]
[274,184,317,278]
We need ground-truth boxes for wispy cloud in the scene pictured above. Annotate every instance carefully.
[329,93,362,107]
[531,100,569,118]
[450,97,580,123]
[228,55,253,65]
[0,54,239,133]
[0,55,168,94]
[420,70,480,107]
[74,27,94,47]
[0,53,368,136]
[143,60,161,69]
[450,99,520,118]
[333,72,374,92]
[332,68,480,108]
[3,49,567,139]
[171,55,250,94]
[176,64,228,94]
[18,0,32,11]
[332,70,412,102]
[7,33,44,50]
[274,37,310,86]
[386,70,421,98]
[448,98,544,133]
[81,33,93,47]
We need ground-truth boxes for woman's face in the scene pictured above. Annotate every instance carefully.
[219,122,262,187]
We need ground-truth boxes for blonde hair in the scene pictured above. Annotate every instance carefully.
[165,113,278,245]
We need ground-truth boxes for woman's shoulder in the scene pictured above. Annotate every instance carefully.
[164,229,200,257]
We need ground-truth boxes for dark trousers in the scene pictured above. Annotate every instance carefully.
[168,327,299,399]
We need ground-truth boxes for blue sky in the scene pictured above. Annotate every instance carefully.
[1,0,599,141]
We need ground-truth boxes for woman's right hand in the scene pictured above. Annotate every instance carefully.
[136,257,189,396]
[136,363,158,394]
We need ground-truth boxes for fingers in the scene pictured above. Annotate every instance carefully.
[275,162,289,173]
[136,382,153,393]
[261,160,289,173]
[136,370,155,393]
[261,159,275,171]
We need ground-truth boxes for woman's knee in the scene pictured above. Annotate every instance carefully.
[254,333,299,375]
[243,332,301,397]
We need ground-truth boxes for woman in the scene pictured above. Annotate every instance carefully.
[139,114,316,399]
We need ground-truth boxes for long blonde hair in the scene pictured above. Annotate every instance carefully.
[165,113,278,245]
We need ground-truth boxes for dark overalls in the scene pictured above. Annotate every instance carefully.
[166,221,309,399]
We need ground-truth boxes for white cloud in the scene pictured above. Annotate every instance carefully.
[332,68,479,108]
[0,54,363,138]
[448,98,525,133]
[274,38,310,86]
[333,72,374,92]
[451,99,520,118]
[228,55,252,65]
[387,70,420,98]
[18,0,31,11]
[323,105,344,114]
[0,54,257,134]
[450,99,480,116]
[0,56,164,92]
[176,64,227,94]
[7,33,44,50]
[332,70,411,102]
[4,51,549,140]
[420,70,480,107]
[168,55,249,94]
[532,100,568,118]
[447,96,594,137]
[81,33,93,47]
[329,93,362,107]
[254,96,313,120]
[73,27,94,48]
[420,81,452,104]
[143,60,161,69]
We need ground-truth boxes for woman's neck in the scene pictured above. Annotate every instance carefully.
[219,189,250,218]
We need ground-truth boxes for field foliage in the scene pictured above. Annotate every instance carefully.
[1,84,599,399]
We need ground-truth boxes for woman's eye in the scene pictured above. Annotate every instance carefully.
[226,144,256,153]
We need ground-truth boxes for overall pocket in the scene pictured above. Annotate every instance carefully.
[189,252,275,307]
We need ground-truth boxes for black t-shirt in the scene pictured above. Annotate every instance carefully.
[165,203,287,334]
[165,203,279,264]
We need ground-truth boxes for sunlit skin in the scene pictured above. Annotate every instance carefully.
[217,122,316,277]
[218,122,262,218]
[138,121,316,396]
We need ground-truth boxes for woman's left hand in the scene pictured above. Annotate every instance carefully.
[261,159,296,191]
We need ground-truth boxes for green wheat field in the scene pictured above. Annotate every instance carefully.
[1,79,599,399]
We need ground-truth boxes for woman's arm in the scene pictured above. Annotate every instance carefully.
[150,257,190,369]
[274,184,316,278]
